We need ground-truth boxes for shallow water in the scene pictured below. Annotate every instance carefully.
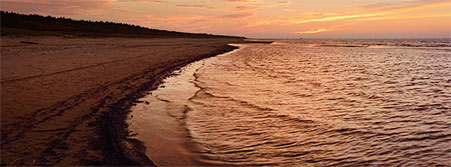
[131,39,451,166]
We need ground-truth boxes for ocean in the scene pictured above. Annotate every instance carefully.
[129,39,451,166]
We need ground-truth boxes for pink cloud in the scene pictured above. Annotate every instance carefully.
[137,0,168,3]
[0,0,140,18]
[277,1,291,4]
[220,0,264,4]
[0,0,116,15]
[356,0,448,11]
[220,13,254,19]
[175,5,218,9]
[230,6,259,11]
[117,0,168,3]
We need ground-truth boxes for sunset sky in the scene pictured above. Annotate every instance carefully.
[1,0,450,38]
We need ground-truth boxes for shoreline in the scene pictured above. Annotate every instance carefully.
[127,44,244,166]
[100,44,240,166]
[0,36,252,166]
[109,42,271,166]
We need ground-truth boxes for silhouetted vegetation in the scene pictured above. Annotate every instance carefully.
[1,11,243,38]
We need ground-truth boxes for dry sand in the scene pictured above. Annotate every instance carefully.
[0,36,244,166]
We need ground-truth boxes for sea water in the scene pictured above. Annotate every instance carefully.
[130,39,451,166]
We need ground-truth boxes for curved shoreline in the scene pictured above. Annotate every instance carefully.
[1,37,243,166]
[107,42,272,166]
[1,37,272,166]
[126,44,244,166]
[97,44,240,166]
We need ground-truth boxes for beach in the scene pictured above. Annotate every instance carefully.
[1,36,449,167]
[0,36,243,166]
[2,1,449,165]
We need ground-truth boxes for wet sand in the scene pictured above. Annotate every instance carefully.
[128,57,215,166]
[0,36,243,166]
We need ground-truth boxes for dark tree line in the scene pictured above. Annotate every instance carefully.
[0,11,243,38]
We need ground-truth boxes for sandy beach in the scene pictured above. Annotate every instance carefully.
[1,36,243,166]
[2,1,448,165]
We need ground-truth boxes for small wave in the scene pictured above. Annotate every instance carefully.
[397,134,451,142]
[255,114,316,124]
[194,90,275,112]
[183,38,451,166]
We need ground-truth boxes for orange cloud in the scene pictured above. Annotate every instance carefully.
[230,6,258,11]
[221,0,264,4]
[357,0,448,11]
[175,5,218,9]
[2,0,448,38]
[277,1,291,5]
[286,0,451,24]
[298,28,328,34]
[150,15,212,25]
[228,1,292,12]
[0,0,116,15]
[220,13,254,19]
[284,9,295,12]
[288,13,380,24]
[239,0,450,37]
[358,13,451,21]
[135,0,168,4]
[240,19,280,28]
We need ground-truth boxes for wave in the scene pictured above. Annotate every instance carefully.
[148,38,451,166]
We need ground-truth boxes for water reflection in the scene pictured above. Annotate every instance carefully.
[132,39,451,166]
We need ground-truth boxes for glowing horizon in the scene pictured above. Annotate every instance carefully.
[1,0,450,38]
